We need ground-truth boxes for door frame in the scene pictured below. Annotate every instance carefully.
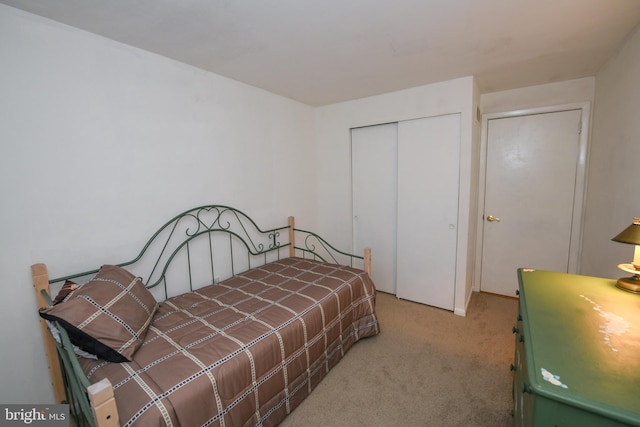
[473,102,591,292]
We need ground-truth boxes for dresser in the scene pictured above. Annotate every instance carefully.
[514,269,640,426]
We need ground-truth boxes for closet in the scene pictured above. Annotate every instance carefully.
[352,113,460,311]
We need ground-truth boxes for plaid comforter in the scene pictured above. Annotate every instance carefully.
[80,257,379,426]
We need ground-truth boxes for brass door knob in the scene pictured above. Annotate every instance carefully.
[486,215,501,222]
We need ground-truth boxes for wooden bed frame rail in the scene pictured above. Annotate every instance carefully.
[33,206,370,427]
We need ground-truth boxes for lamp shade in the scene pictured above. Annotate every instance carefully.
[612,218,640,245]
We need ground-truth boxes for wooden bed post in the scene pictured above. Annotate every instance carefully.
[88,379,120,427]
[288,216,295,257]
[363,247,372,278]
[31,263,66,404]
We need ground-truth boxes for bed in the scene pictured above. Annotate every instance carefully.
[32,205,379,427]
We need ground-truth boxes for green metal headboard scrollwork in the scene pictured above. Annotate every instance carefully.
[293,228,364,268]
[48,205,291,300]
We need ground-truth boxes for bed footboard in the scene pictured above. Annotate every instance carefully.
[32,206,372,426]
[288,216,371,277]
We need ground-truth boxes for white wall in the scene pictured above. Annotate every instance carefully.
[581,26,640,279]
[314,77,479,316]
[0,5,316,404]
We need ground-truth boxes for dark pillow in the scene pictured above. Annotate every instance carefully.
[39,265,157,362]
[53,280,79,305]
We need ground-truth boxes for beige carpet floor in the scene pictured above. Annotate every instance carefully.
[280,291,518,427]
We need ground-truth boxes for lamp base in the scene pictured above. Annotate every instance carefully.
[616,275,640,294]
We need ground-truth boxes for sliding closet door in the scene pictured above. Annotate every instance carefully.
[352,123,397,294]
[396,114,460,310]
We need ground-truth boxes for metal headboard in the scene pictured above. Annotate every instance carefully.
[46,205,365,299]
[48,205,288,298]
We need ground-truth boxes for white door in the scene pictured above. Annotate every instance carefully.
[480,109,583,296]
[396,114,460,310]
[352,123,398,294]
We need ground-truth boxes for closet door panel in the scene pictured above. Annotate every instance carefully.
[396,114,460,310]
[351,123,398,294]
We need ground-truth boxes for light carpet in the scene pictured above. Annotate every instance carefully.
[280,291,518,427]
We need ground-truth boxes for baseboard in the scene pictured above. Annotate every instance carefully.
[454,289,474,317]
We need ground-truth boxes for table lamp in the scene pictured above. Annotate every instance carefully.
[611,217,640,293]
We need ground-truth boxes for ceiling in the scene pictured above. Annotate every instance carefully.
[3,0,640,106]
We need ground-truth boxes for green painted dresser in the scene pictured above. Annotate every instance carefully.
[514,268,640,426]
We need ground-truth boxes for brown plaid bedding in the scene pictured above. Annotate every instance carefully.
[80,257,379,426]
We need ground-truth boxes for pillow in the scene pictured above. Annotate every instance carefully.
[39,265,157,362]
[53,280,79,305]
